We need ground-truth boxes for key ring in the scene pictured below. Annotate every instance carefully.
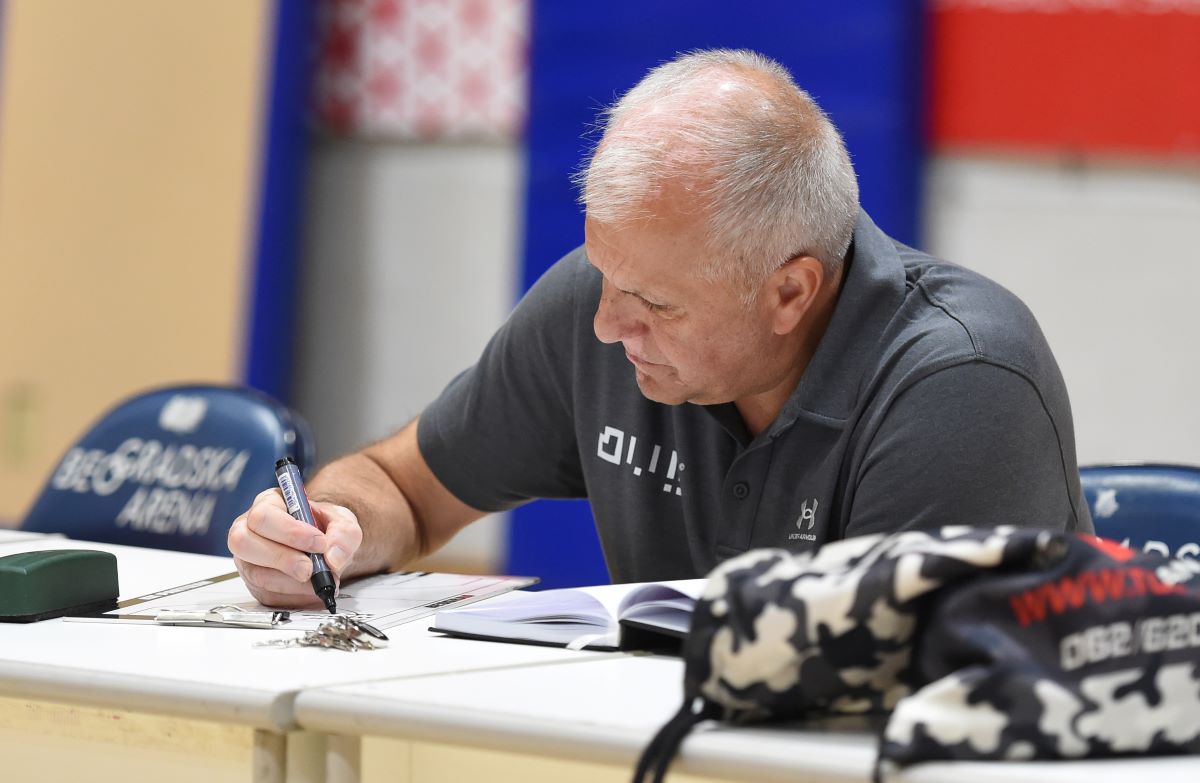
[253,614,389,651]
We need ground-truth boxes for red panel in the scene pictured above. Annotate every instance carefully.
[930,5,1200,155]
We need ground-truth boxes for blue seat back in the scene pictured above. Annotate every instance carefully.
[23,384,314,556]
[1080,464,1200,559]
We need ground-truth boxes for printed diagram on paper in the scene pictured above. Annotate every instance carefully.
[71,571,537,631]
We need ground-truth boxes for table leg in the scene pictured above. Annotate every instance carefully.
[254,729,286,783]
[327,733,362,783]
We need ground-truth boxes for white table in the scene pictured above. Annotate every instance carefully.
[0,527,57,546]
[293,650,1200,783]
[0,536,608,783]
[7,535,1199,783]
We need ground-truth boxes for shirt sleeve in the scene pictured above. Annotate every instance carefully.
[845,360,1093,538]
[417,248,591,512]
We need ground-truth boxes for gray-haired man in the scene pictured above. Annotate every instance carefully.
[230,49,1092,607]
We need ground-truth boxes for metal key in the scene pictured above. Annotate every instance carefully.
[254,614,386,651]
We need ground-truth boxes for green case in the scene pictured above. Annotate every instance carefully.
[0,549,119,622]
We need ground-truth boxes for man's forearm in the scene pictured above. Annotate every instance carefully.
[306,451,422,579]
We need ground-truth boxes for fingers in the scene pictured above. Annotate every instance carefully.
[230,497,315,578]
[233,558,325,609]
[311,502,362,573]
[227,491,363,608]
[248,491,326,552]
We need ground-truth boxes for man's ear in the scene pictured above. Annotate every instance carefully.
[768,255,825,335]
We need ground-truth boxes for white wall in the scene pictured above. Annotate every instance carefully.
[924,155,1200,466]
[292,139,523,570]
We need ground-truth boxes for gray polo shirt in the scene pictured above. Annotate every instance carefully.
[419,211,1093,583]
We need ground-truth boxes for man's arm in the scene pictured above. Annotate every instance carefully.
[230,249,593,607]
[228,418,486,607]
[845,361,1091,538]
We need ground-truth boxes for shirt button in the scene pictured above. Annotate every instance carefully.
[732,481,750,500]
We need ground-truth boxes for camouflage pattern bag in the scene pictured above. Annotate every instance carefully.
[633,527,1200,782]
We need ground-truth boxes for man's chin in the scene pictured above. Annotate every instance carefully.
[633,372,690,406]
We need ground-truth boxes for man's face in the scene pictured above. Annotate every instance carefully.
[584,209,786,407]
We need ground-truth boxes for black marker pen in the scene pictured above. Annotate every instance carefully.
[274,457,337,614]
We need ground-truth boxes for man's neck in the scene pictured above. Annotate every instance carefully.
[733,277,842,438]
[734,390,794,439]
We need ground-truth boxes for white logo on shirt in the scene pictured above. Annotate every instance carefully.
[788,498,819,542]
[798,498,818,529]
[596,425,685,497]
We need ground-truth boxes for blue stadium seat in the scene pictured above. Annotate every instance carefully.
[1080,464,1200,559]
[22,384,314,556]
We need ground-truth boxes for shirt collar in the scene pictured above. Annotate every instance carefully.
[766,209,906,433]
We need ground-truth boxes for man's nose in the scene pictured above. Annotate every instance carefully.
[594,283,640,344]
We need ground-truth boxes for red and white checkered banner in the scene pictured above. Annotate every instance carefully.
[313,0,529,140]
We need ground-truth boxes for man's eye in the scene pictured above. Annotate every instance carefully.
[640,298,667,313]
[617,286,667,313]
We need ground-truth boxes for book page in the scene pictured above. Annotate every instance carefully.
[431,579,708,649]
[440,579,706,627]
[441,588,612,625]
[615,579,705,635]
[431,587,623,648]
[564,579,700,616]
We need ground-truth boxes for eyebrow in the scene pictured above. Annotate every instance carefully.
[586,247,672,307]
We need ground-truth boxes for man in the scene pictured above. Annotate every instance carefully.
[230,49,1092,607]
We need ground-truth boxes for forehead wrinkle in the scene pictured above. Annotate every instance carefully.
[587,220,685,304]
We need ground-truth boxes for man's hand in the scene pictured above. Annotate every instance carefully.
[228,488,364,608]
[227,419,487,607]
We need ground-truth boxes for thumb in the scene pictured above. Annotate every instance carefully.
[311,502,361,573]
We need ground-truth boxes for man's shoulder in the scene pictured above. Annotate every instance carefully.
[509,244,601,334]
[890,242,1050,372]
[530,244,600,299]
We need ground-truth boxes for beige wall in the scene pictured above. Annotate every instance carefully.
[0,0,273,522]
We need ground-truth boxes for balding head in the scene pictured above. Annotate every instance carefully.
[577,50,859,294]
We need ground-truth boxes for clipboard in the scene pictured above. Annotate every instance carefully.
[66,570,538,632]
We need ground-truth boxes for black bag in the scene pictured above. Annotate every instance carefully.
[634,527,1200,782]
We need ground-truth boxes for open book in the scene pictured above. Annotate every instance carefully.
[430,579,706,652]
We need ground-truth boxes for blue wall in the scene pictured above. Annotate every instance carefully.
[508,1,927,588]
[244,0,317,403]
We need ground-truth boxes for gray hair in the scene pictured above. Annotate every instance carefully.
[576,49,859,291]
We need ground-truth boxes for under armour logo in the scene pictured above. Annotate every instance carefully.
[797,498,818,530]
